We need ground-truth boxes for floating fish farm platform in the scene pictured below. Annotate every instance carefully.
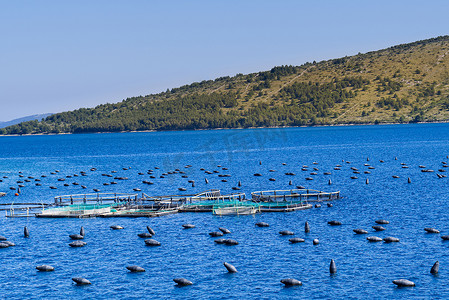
[3,188,340,218]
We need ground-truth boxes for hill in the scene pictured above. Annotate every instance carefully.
[0,113,53,129]
[2,36,449,135]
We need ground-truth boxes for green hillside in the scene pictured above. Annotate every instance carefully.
[2,36,449,135]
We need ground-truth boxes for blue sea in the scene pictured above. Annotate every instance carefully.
[0,124,449,299]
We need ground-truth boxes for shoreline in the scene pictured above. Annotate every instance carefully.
[1,120,449,137]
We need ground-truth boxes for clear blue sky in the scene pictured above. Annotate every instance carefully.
[0,0,448,121]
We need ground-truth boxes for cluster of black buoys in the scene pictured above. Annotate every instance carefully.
[3,220,443,289]
[0,236,15,247]
[324,219,402,243]
[135,226,155,238]
[276,256,438,288]
[2,155,447,198]
[0,231,17,248]
[253,158,449,184]
[68,227,86,247]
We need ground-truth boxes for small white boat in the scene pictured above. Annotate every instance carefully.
[213,205,258,216]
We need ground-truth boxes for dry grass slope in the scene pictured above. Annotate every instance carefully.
[2,36,449,134]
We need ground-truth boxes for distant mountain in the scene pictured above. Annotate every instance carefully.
[0,113,53,129]
[1,35,449,135]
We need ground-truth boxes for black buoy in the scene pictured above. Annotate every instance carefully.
[383,236,400,243]
[205,178,209,184]
[209,231,223,237]
[431,261,439,274]
[219,227,231,234]
[330,259,337,274]
[424,228,440,234]
[24,226,29,238]
[289,180,292,185]
[36,265,54,272]
[69,241,87,247]
[224,239,238,245]
[328,179,332,185]
[289,238,305,243]
[80,226,85,237]
[305,221,310,233]
[279,230,294,236]
[223,262,237,273]
[147,226,155,235]
[127,265,146,272]
[375,219,389,225]
[327,220,341,226]
[392,279,415,287]
[238,181,241,187]
[144,239,161,246]
[408,177,411,183]
[110,225,124,230]
[366,178,369,184]
[280,278,302,286]
[69,234,84,240]
[72,277,91,285]
[138,232,152,238]
[372,225,386,231]
[173,278,193,286]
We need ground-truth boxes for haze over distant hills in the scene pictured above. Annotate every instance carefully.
[0,113,53,129]
[1,36,449,135]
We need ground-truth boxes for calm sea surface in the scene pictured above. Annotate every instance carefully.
[1,124,449,299]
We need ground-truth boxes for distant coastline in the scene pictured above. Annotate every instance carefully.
[2,120,448,137]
